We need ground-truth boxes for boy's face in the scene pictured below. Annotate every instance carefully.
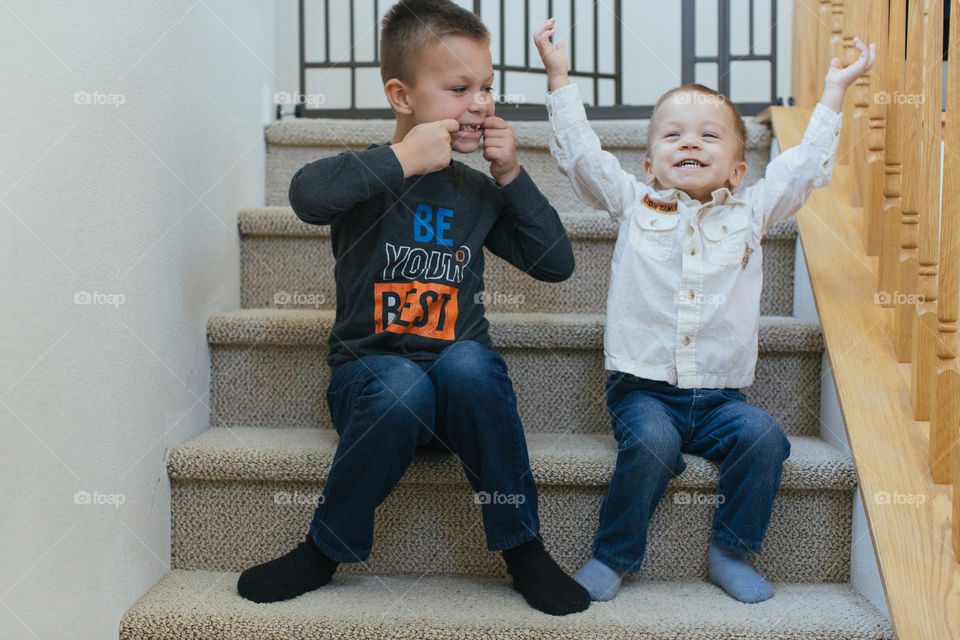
[402,35,496,154]
[644,91,747,202]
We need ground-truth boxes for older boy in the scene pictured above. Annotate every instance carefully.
[534,18,875,603]
[236,0,590,616]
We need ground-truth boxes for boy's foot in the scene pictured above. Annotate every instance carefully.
[708,543,773,603]
[237,533,339,603]
[502,535,590,615]
[573,557,624,601]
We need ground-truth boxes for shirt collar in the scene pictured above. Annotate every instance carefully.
[652,185,748,207]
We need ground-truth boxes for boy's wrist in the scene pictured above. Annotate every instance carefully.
[390,141,420,178]
[495,164,522,186]
[819,83,846,114]
[547,74,571,93]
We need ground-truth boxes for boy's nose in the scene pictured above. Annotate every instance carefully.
[469,92,491,114]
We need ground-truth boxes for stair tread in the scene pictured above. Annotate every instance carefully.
[168,427,855,490]
[264,116,773,151]
[237,205,799,241]
[207,309,823,352]
[121,569,892,640]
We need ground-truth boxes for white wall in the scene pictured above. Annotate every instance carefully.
[0,2,277,638]
[789,159,891,619]
[280,0,793,113]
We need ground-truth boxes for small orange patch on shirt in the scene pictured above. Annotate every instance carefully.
[642,193,678,214]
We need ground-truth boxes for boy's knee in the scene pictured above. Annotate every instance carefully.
[735,411,790,462]
[433,340,505,386]
[613,416,682,471]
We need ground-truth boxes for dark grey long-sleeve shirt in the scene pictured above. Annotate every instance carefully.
[288,143,575,370]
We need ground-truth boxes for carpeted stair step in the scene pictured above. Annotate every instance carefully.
[206,310,823,437]
[264,117,772,216]
[237,207,797,316]
[120,569,893,640]
[168,427,854,583]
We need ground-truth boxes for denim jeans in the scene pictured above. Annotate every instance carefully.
[592,372,791,573]
[308,340,540,563]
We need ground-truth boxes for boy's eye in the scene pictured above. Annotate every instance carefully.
[483,86,493,93]
[665,132,679,138]
[451,87,467,93]
[704,133,718,138]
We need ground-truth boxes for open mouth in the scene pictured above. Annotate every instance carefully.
[674,159,707,168]
[456,123,483,139]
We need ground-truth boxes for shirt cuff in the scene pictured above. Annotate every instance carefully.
[497,166,549,215]
[801,102,843,158]
[545,83,588,130]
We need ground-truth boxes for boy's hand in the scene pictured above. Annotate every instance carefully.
[534,18,570,92]
[482,116,521,186]
[820,36,876,113]
[392,120,461,177]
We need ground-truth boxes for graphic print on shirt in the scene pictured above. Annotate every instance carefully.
[642,193,678,214]
[373,203,472,341]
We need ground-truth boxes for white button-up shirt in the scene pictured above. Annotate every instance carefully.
[545,83,842,388]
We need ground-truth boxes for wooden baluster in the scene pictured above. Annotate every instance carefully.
[864,0,888,256]
[910,0,943,422]
[894,0,925,362]
[831,0,850,165]
[818,0,834,92]
[933,0,959,485]
[839,0,860,178]
[879,0,907,306]
[792,0,821,107]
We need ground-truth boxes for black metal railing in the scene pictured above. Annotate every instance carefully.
[292,0,780,120]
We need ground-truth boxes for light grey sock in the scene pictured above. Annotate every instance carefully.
[573,557,624,602]
[708,543,773,604]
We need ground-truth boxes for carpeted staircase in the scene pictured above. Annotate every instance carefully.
[119,117,894,639]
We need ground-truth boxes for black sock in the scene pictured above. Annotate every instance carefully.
[502,534,590,615]
[237,533,339,603]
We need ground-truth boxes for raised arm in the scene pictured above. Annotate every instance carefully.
[534,19,642,221]
[759,36,876,232]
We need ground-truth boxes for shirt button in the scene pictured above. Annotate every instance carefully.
[688,290,695,300]
[690,249,696,256]
[683,336,691,345]
[687,227,694,235]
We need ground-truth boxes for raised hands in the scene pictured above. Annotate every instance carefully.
[820,36,877,113]
[534,18,571,92]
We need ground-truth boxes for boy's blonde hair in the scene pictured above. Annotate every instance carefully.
[647,84,747,162]
[380,0,490,86]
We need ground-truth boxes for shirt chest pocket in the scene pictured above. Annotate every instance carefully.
[700,212,750,266]
[628,211,680,262]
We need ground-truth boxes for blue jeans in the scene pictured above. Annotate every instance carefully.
[308,340,540,563]
[592,372,791,573]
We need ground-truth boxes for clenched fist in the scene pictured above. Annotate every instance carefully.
[392,119,461,177]
[481,116,521,186]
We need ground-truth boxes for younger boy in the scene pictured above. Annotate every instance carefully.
[236,0,590,616]
[534,18,875,603]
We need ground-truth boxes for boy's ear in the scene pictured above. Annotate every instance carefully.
[384,78,413,116]
[728,160,748,188]
[643,155,657,185]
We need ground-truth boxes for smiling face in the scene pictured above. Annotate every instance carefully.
[644,90,747,202]
[389,35,495,154]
